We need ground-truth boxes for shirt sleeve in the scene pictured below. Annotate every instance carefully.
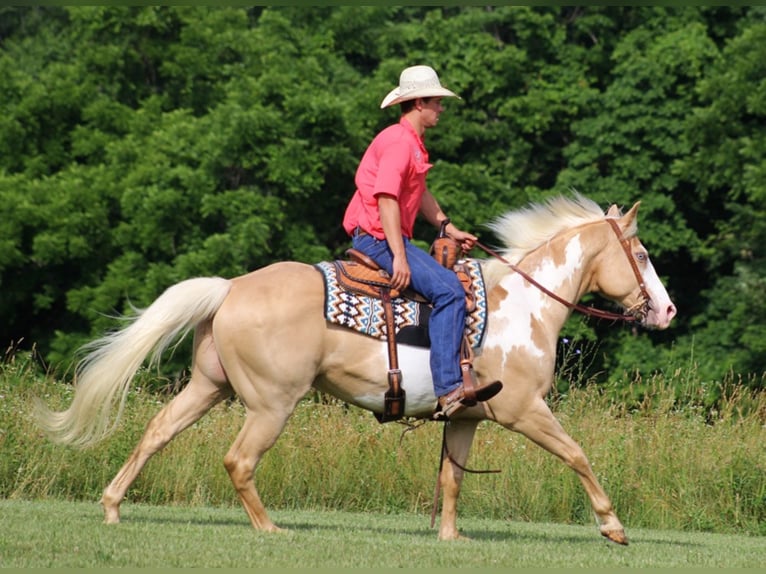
[372,139,410,199]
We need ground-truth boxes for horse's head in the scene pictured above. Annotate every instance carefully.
[483,194,677,331]
[594,202,676,330]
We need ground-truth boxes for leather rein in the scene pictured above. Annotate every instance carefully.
[474,218,651,323]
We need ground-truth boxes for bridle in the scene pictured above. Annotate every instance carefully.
[474,217,651,323]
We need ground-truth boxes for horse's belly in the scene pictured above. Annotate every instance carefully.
[350,345,437,416]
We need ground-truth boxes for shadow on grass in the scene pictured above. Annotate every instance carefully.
[449,524,702,549]
[101,504,704,552]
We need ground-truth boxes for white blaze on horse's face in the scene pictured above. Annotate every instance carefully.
[628,240,677,330]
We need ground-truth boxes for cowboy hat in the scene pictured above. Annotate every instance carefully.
[380,65,461,109]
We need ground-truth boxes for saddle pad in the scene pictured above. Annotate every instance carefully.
[314,259,487,350]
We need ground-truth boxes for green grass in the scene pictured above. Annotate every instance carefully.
[2,352,766,547]
[1,499,764,568]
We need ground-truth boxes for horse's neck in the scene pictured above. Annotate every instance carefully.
[480,223,611,388]
[492,225,605,334]
[536,227,599,296]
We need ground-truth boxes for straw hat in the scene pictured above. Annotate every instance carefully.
[380,65,460,109]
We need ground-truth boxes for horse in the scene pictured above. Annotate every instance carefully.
[35,194,676,545]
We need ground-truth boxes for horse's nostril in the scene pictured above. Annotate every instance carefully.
[667,304,678,322]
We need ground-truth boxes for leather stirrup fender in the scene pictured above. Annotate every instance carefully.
[374,287,406,423]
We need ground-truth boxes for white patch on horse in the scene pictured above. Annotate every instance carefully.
[351,344,436,415]
[485,235,584,360]
[641,258,674,328]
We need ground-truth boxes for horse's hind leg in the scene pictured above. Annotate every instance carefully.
[509,398,628,545]
[100,376,231,523]
[101,324,232,524]
[222,405,295,532]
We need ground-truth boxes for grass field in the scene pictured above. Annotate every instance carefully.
[1,499,764,568]
[2,352,765,569]
[6,370,765,536]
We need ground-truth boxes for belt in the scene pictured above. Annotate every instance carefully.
[353,226,369,237]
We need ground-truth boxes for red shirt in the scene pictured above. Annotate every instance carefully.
[343,117,433,239]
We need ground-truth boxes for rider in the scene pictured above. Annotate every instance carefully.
[342,65,502,418]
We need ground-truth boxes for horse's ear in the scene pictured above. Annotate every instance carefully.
[620,201,641,234]
[623,201,640,221]
[607,201,641,220]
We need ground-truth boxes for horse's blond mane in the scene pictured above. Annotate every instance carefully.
[481,193,611,289]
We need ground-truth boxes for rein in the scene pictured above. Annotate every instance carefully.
[474,218,650,323]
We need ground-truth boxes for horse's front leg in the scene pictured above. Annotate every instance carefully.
[510,398,628,545]
[436,419,479,541]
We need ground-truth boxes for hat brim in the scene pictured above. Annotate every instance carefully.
[380,86,460,109]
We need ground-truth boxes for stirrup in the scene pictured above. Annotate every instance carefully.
[432,400,467,421]
[432,380,503,421]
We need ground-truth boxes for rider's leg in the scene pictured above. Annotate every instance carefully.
[351,233,464,397]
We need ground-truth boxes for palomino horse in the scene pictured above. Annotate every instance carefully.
[36,194,676,545]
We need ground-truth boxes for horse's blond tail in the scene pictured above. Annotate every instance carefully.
[35,277,232,449]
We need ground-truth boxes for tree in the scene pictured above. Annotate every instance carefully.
[671,19,766,382]
[554,9,723,381]
[0,6,764,389]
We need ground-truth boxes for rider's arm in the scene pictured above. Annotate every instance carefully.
[419,190,450,228]
[378,195,411,291]
[419,190,478,251]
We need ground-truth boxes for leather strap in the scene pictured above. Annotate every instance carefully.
[345,247,380,270]
[606,218,651,306]
[459,337,478,404]
[375,287,405,422]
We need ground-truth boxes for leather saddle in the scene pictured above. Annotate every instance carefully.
[335,247,478,423]
[335,249,476,313]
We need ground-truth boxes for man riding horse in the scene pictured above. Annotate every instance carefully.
[342,65,502,418]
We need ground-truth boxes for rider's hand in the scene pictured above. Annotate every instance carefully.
[390,255,411,291]
[448,226,478,252]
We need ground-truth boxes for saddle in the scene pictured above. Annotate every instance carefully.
[336,249,477,312]
[336,233,478,423]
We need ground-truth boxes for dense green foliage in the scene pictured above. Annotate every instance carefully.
[2,7,766,391]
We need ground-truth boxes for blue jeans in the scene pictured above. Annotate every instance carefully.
[352,232,465,397]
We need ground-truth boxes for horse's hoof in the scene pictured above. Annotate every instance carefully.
[260,524,288,534]
[100,501,121,524]
[103,510,121,525]
[600,527,629,545]
[438,530,470,541]
[455,533,472,542]
[441,534,472,542]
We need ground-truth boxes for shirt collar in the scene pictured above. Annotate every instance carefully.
[399,116,426,148]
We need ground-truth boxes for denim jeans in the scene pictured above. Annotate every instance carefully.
[352,232,465,397]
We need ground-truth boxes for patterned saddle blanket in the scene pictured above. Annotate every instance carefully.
[314,259,488,350]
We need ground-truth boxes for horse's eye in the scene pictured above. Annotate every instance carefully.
[635,252,647,262]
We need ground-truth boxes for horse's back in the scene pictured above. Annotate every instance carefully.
[209,260,395,410]
[217,261,326,331]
